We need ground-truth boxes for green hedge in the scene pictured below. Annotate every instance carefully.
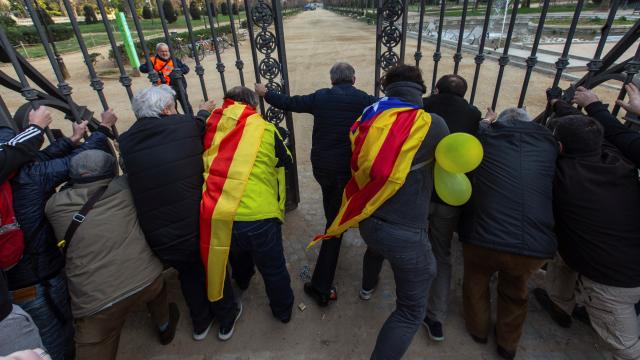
[3,24,74,45]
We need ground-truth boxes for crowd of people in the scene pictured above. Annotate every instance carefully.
[0,60,639,360]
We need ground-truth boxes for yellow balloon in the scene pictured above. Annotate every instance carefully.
[435,133,483,173]
[434,163,472,206]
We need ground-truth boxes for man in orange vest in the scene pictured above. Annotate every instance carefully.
[139,43,192,115]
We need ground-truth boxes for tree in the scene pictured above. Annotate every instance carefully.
[220,1,228,15]
[83,4,97,24]
[36,6,53,25]
[231,1,238,14]
[162,0,177,22]
[189,1,201,19]
[142,4,153,18]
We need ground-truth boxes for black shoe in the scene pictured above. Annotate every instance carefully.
[218,303,243,341]
[497,344,516,360]
[304,282,329,307]
[159,303,179,345]
[423,316,444,341]
[533,288,572,328]
[572,305,591,327]
[279,307,293,324]
[469,333,488,344]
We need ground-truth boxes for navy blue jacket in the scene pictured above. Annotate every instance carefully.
[459,120,558,259]
[264,83,377,173]
[7,129,111,290]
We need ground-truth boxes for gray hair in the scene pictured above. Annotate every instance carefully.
[496,107,531,123]
[132,85,176,118]
[225,86,259,108]
[156,42,169,52]
[330,62,355,85]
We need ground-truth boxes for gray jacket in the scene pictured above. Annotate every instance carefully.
[373,82,450,229]
[45,176,163,318]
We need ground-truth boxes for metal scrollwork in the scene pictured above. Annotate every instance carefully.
[381,25,401,48]
[255,31,277,55]
[381,50,400,71]
[251,0,285,124]
[382,0,403,22]
[376,0,405,90]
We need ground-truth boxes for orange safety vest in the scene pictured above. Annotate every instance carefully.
[151,56,174,85]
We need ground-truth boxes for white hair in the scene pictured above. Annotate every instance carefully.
[496,107,531,123]
[132,85,176,118]
[156,42,169,52]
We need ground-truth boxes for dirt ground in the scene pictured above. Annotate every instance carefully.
[0,8,622,359]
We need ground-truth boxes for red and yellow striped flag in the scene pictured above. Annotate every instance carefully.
[200,99,267,301]
[308,97,432,248]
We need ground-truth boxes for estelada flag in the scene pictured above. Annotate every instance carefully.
[200,99,267,301]
[307,97,432,249]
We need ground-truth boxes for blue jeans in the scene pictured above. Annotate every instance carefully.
[229,219,294,320]
[9,272,74,360]
[360,217,436,360]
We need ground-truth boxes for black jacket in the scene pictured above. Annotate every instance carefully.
[264,83,377,173]
[585,101,640,167]
[423,93,482,205]
[459,120,558,259]
[555,143,640,288]
[0,125,45,184]
[0,271,10,321]
[119,111,209,261]
[7,129,111,290]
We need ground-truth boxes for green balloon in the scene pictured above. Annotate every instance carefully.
[435,133,483,173]
[434,163,472,206]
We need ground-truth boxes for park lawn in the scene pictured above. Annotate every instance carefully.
[77,13,246,33]
[15,30,166,58]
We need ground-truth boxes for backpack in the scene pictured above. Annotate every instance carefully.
[0,180,24,270]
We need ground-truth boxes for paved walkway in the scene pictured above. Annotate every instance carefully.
[104,9,617,360]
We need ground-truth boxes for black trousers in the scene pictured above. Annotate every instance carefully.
[310,167,351,295]
[162,253,236,332]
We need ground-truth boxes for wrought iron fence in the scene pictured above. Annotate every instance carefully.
[0,0,301,208]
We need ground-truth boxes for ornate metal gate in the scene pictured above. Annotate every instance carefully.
[0,0,300,209]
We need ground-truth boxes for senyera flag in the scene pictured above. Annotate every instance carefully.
[200,99,266,301]
[307,97,433,249]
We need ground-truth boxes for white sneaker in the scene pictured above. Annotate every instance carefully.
[192,319,214,341]
[359,287,376,300]
[218,303,243,341]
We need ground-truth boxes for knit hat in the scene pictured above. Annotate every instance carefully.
[70,150,117,183]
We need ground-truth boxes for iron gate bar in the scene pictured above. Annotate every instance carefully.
[128,0,160,85]
[154,0,192,117]
[244,0,267,114]
[0,95,15,130]
[61,0,119,138]
[61,0,107,111]
[226,0,246,86]
[517,0,550,108]
[584,0,619,88]
[205,0,229,94]
[373,0,383,96]
[612,42,640,117]
[453,0,470,75]
[180,0,209,101]
[0,28,54,141]
[272,0,300,205]
[399,0,409,63]
[551,0,585,88]
[414,0,425,67]
[468,0,494,105]
[96,0,135,103]
[431,0,446,94]
[22,0,83,125]
[490,0,520,110]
